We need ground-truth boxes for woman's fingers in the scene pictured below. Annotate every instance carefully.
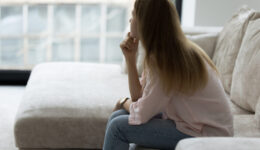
[121,41,130,50]
[120,43,130,54]
[121,38,134,49]
[127,32,131,37]
[120,33,139,55]
[126,42,133,49]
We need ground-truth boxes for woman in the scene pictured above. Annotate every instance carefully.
[103,0,233,149]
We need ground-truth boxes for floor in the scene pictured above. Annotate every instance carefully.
[0,86,25,150]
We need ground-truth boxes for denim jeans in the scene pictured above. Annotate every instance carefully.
[103,109,193,150]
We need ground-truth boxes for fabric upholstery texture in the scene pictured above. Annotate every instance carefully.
[14,62,130,149]
[230,19,260,112]
[175,137,260,150]
[233,115,260,137]
[186,33,218,58]
[227,96,252,115]
[182,26,222,36]
[212,6,256,94]
[256,102,260,128]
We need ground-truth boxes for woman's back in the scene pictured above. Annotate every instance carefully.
[134,56,233,137]
[164,59,234,137]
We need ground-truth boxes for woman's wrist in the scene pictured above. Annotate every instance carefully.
[122,98,132,112]
[119,97,129,108]
[125,56,136,65]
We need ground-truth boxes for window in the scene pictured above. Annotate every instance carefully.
[0,0,182,85]
[0,1,129,71]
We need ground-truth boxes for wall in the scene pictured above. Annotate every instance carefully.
[182,0,260,27]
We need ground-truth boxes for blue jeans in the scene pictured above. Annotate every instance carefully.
[103,109,193,150]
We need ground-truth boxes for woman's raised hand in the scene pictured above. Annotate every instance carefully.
[120,32,139,62]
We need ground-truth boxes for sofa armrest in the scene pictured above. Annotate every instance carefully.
[187,33,219,59]
[176,137,260,150]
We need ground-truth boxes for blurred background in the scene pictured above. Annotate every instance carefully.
[0,0,178,70]
[1,1,260,150]
[0,0,260,84]
[0,0,178,84]
[0,0,133,70]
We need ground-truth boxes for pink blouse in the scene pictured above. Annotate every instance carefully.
[128,62,234,137]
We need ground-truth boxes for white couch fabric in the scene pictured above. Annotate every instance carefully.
[233,115,260,137]
[186,33,218,58]
[212,6,256,94]
[182,26,222,36]
[14,62,130,149]
[175,137,260,150]
[230,19,260,113]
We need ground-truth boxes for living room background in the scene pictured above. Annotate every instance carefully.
[0,0,130,70]
[0,0,179,84]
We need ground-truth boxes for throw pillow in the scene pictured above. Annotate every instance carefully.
[230,18,260,112]
[212,6,256,94]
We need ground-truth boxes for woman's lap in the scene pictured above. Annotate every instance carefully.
[108,109,162,123]
[104,109,192,150]
[108,109,129,122]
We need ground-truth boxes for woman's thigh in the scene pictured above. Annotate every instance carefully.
[108,109,129,122]
[109,115,193,150]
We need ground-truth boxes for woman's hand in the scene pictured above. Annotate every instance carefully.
[113,99,123,112]
[113,98,132,112]
[120,32,139,62]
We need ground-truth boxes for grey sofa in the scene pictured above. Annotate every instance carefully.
[14,6,260,150]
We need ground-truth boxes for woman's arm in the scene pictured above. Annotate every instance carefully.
[123,98,132,112]
[120,32,142,102]
[127,73,171,125]
[126,59,142,102]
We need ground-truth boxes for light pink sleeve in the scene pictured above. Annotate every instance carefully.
[129,73,171,125]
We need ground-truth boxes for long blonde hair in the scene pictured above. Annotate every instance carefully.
[134,0,219,95]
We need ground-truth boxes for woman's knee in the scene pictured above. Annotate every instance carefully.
[108,109,128,122]
[107,115,129,135]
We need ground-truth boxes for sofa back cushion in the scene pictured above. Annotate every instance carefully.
[186,33,218,59]
[256,101,260,128]
[230,18,260,112]
[212,6,255,94]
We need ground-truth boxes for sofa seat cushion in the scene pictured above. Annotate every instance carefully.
[233,115,260,137]
[14,62,130,149]
[175,137,260,150]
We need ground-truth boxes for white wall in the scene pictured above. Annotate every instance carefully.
[182,0,260,27]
